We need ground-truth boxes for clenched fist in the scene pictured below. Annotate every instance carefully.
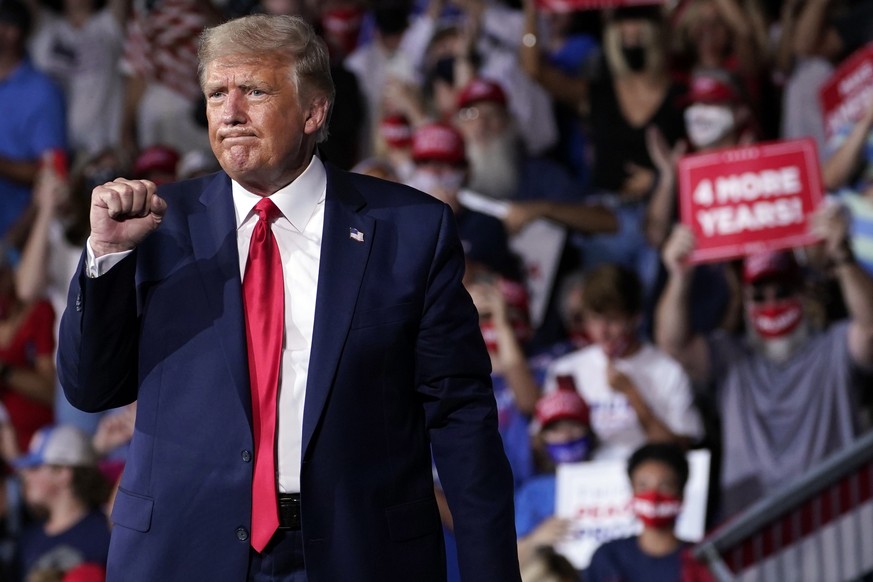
[90,178,167,257]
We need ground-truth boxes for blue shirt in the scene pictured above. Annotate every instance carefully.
[17,509,110,580]
[585,536,687,582]
[514,474,556,538]
[0,58,67,236]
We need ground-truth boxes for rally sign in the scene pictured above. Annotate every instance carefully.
[678,138,824,263]
[536,0,661,12]
[820,42,873,139]
[555,451,710,570]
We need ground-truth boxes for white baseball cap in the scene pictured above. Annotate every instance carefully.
[14,425,97,469]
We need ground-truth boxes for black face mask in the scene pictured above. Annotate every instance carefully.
[84,167,121,193]
[621,46,646,72]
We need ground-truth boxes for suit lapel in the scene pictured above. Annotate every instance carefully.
[302,166,375,458]
[188,173,252,417]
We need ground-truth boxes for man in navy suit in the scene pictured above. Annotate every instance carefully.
[57,14,520,582]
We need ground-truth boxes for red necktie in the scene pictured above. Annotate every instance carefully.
[243,198,284,552]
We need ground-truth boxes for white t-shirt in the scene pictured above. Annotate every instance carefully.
[545,343,703,460]
[30,9,125,156]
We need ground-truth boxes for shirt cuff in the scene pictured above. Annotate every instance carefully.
[85,237,133,278]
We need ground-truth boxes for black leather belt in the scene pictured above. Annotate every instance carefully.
[277,493,301,530]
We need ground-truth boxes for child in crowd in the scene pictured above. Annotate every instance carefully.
[586,442,710,582]
[544,264,702,461]
[13,425,111,581]
[515,386,593,572]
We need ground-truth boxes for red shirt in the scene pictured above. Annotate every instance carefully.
[0,300,55,451]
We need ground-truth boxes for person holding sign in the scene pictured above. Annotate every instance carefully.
[823,97,873,277]
[515,386,593,573]
[655,203,873,520]
[586,442,699,582]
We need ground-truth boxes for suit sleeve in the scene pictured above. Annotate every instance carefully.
[415,205,522,581]
[57,250,141,412]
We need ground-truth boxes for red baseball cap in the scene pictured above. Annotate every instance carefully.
[411,122,466,165]
[133,145,180,179]
[63,563,106,582]
[742,250,801,284]
[683,70,741,106]
[457,78,508,110]
[535,388,590,427]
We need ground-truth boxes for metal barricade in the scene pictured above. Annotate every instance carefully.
[692,431,873,582]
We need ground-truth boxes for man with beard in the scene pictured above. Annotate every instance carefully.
[407,120,523,283]
[655,205,873,520]
[454,77,578,204]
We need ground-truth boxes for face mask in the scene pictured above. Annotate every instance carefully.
[685,104,734,149]
[621,46,647,72]
[545,435,591,464]
[748,298,803,339]
[632,490,682,529]
[603,332,635,359]
[480,319,498,353]
[85,167,121,193]
[408,169,464,198]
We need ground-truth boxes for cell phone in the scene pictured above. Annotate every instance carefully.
[555,375,578,392]
[43,148,68,179]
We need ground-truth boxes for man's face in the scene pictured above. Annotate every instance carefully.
[204,54,328,195]
[743,278,804,341]
[457,101,509,147]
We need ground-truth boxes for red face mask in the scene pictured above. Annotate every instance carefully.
[749,298,803,339]
[603,332,634,359]
[480,319,499,353]
[632,490,682,529]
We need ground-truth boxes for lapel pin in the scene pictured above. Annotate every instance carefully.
[349,227,365,243]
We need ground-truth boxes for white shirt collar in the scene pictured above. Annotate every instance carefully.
[231,155,327,231]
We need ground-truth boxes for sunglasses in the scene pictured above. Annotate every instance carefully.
[749,283,795,303]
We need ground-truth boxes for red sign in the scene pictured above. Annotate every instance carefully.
[536,0,661,12]
[678,138,824,263]
[820,42,873,139]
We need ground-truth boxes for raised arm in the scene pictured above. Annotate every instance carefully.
[14,155,67,303]
[57,178,166,411]
[793,0,843,59]
[519,0,589,109]
[644,126,686,249]
[822,99,873,191]
[654,225,711,383]
[811,201,873,368]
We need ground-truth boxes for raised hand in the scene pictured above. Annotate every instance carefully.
[89,178,167,257]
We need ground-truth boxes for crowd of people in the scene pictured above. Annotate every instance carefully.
[0,0,872,579]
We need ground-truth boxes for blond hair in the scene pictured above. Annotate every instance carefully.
[198,14,335,142]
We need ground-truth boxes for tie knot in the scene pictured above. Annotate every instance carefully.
[254,198,281,223]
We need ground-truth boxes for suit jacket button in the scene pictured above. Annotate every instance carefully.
[241,450,252,463]
[75,292,83,312]
[236,527,249,542]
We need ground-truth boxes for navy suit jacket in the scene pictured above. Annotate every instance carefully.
[58,165,521,581]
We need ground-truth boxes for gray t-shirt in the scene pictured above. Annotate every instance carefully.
[707,321,868,518]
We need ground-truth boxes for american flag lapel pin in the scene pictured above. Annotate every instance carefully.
[349,227,365,243]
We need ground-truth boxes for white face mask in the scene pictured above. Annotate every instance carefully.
[684,104,734,149]
[407,169,465,201]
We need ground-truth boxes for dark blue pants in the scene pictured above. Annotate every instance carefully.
[247,530,307,581]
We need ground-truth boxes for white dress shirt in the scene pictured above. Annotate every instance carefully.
[87,155,327,493]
